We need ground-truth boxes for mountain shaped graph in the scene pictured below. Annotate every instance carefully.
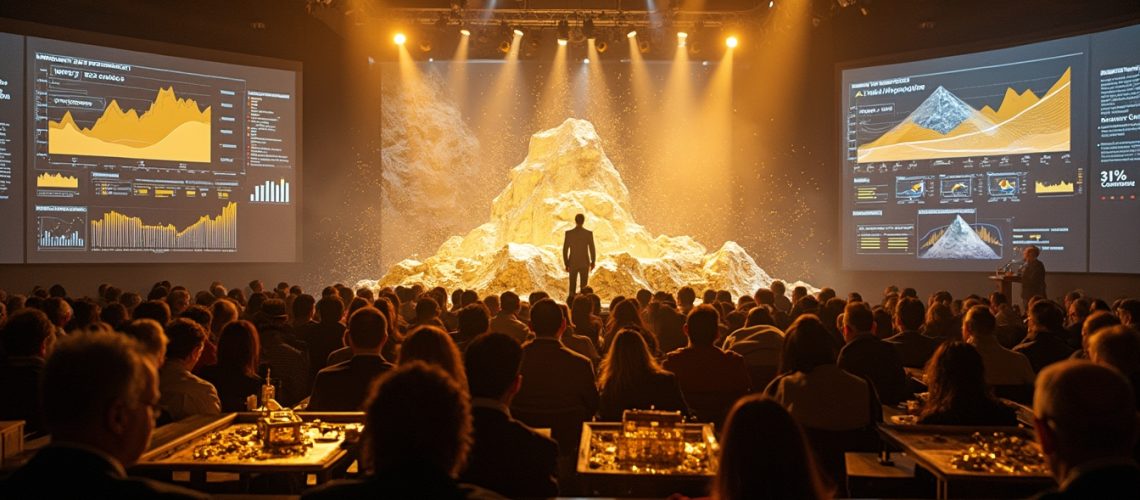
[857,68,1070,163]
[919,215,1000,260]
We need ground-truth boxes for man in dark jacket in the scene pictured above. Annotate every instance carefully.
[1014,300,1075,373]
[461,333,558,497]
[1020,245,1047,308]
[562,213,596,299]
[838,302,910,405]
[886,297,941,369]
[0,310,54,435]
[307,307,394,411]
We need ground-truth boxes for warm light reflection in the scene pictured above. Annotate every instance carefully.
[725,36,739,49]
[393,33,406,46]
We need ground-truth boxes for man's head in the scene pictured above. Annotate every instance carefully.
[133,300,171,326]
[120,319,168,365]
[745,306,775,328]
[574,213,585,226]
[677,286,696,307]
[348,307,388,353]
[754,289,776,307]
[684,305,720,346]
[164,318,207,366]
[1034,360,1138,480]
[770,280,786,296]
[1,309,54,358]
[1117,298,1140,327]
[457,303,490,339]
[464,332,523,401]
[528,298,565,338]
[499,291,521,314]
[1087,325,1140,377]
[842,302,874,341]
[292,294,316,322]
[42,297,72,328]
[1029,300,1066,334]
[895,297,926,332]
[962,305,997,342]
[42,332,159,468]
[1023,245,1041,262]
[365,362,472,476]
[166,289,191,316]
[415,297,440,321]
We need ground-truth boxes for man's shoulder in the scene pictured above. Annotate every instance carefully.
[473,407,558,452]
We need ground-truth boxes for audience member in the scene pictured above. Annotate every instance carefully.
[307,308,394,411]
[663,305,751,425]
[133,300,172,326]
[570,294,603,347]
[559,302,600,366]
[770,281,792,313]
[120,319,167,366]
[398,325,468,388]
[453,303,491,352]
[199,320,265,412]
[918,341,1017,426]
[301,296,347,376]
[603,298,658,354]
[1032,361,1140,499]
[886,297,941,369]
[1,332,207,498]
[158,319,221,420]
[0,309,53,434]
[598,329,690,420]
[722,306,785,391]
[1086,325,1140,405]
[489,291,530,344]
[1072,310,1120,359]
[1116,298,1140,327]
[961,305,1036,400]
[1015,300,1076,372]
[258,312,310,407]
[837,302,909,405]
[460,333,559,498]
[301,363,502,499]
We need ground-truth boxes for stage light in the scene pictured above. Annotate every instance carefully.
[514,28,524,37]
[419,40,433,52]
[557,18,569,44]
[725,36,738,48]
[638,39,651,53]
[677,31,688,47]
[583,58,590,64]
[558,38,568,46]
[769,0,775,7]
[498,40,511,54]
[393,33,406,45]
[583,17,596,39]
[626,30,637,38]
[596,40,608,53]
[460,28,471,36]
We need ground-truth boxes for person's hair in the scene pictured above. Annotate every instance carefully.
[745,306,775,328]
[100,303,130,329]
[574,213,585,225]
[348,307,388,350]
[457,303,490,338]
[179,304,212,331]
[872,307,893,339]
[365,362,472,475]
[217,320,260,377]
[895,297,926,331]
[399,325,467,388]
[226,288,246,306]
[42,297,72,326]
[677,286,696,306]
[636,289,653,308]
[1081,311,1121,343]
[194,290,215,307]
[685,304,720,345]
[41,332,153,433]
[210,299,240,336]
[164,318,207,361]
[499,291,521,314]
[449,289,463,310]
[133,300,171,325]
[702,289,717,305]
[1116,298,1140,323]
[713,395,831,500]
[715,290,733,304]
[69,298,101,331]
[316,295,345,324]
[1087,325,1140,378]
[921,342,995,418]
[1026,245,1041,258]
[843,301,874,333]
[963,305,997,338]
[528,291,550,305]
[48,283,68,298]
[1029,300,1066,332]
[120,319,167,362]
[598,328,669,401]
[415,296,440,320]
[770,280,786,295]
[608,298,644,332]
[1,309,54,356]
[529,298,564,337]
[779,315,837,374]
[464,332,522,399]
[460,289,479,307]
[1034,360,1137,459]
[292,294,316,321]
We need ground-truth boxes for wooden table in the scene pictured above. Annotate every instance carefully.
[876,423,1054,499]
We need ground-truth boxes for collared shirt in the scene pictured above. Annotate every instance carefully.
[490,313,532,344]
[159,361,221,420]
[970,334,1036,386]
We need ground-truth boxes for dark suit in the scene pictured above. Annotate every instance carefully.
[562,225,596,298]
[1032,462,1140,500]
[302,462,506,499]
[307,355,395,411]
[1021,259,1046,302]
[198,364,264,413]
[511,338,599,455]
[885,330,941,369]
[460,404,559,498]
[838,334,910,405]
[1013,329,1075,373]
[598,372,691,421]
[299,320,346,376]
[1,445,207,499]
[0,356,45,435]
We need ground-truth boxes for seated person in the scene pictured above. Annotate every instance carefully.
[663,305,751,425]
[1,333,206,499]
[198,320,264,412]
[918,341,1017,426]
[963,306,1036,387]
[1087,325,1140,407]
[510,298,598,424]
[158,319,221,420]
[460,333,558,498]
[597,329,690,421]
[0,309,54,435]
[1033,361,1140,499]
[301,363,504,499]
[489,291,530,344]
[837,302,910,405]
[1014,300,1076,373]
[308,307,394,411]
[886,297,941,369]
[452,303,491,353]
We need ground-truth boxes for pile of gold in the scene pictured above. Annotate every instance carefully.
[586,428,713,475]
[190,421,351,462]
[949,432,1047,474]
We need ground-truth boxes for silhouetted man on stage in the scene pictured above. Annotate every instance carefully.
[563,214,596,300]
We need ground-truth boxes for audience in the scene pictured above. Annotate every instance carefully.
[711,395,832,500]
[460,333,559,498]
[489,291,530,344]
[886,297,940,368]
[918,341,1017,426]
[558,302,600,366]
[598,328,690,420]
[300,296,346,377]
[1,332,207,498]
[309,308,395,411]
[158,319,221,420]
[663,305,751,425]
[837,302,909,405]
[1072,310,1120,360]
[258,309,310,406]
[1032,361,1140,499]
[199,320,265,412]
[0,309,54,435]
[1015,300,1076,373]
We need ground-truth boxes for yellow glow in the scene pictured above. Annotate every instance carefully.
[513,29,524,37]
[677,31,689,39]
[459,28,471,37]
[726,36,738,48]
[626,30,637,38]
[536,42,568,128]
[557,38,568,46]
[393,33,406,45]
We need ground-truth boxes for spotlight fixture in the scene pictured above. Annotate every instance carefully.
[769,0,775,8]
[638,39,651,53]
[460,28,471,36]
[676,31,688,47]
[393,33,406,45]
[583,17,595,39]
[583,58,589,64]
[498,40,511,54]
[725,36,738,48]
[626,29,637,38]
[557,38,568,47]
[513,28,524,37]
[557,18,570,43]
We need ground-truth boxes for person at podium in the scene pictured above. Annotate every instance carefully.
[1020,245,1047,308]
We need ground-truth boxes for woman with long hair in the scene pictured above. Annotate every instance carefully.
[920,341,1017,426]
[597,328,689,420]
[713,395,832,500]
[923,302,959,341]
[199,320,265,412]
[397,325,467,389]
[571,294,603,348]
[602,299,658,355]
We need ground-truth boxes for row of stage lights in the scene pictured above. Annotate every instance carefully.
[392,24,740,52]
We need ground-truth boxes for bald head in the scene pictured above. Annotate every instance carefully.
[1034,360,1138,473]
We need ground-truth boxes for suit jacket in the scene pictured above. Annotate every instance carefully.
[198,364,264,413]
[1033,462,1140,500]
[300,320,346,376]
[885,330,942,369]
[307,355,395,411]
[460,403,559,498]
[663,345,751,423]
[1013,329,1075,373]
[1,445,207,499]
[838,334,910,405]
[302,461,506,500]
[562,226,596,269]
[1021,259,1047,300]
[512,338,599,416]
[0,356,45,434]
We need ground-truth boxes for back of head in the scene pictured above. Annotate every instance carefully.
[715,290,733,304]
[529,298,564,337]
[714,395,828,500]
[1118,298,1140,325]
[456,303,490,338]
[2,309,53,357]
[571,294,593,318]
[1082,311,1121,341]
[1034,360,1138,463]
[133,300,171,325]
[42,297,71,326]
[685,304,720,345]
[366,362,472,475]
[499,291,520,314]
[527,291,549,305]
[924,341,988,415]
[348,307,388,350]
[770,280,786,295]
[316,295,345,324]
[165,318,207,361]
[100,303,130,329]
[120,319,167,363]
[636,289,653,308]
[678,286,696,306]
[702,289,717,305]
[42,332,153,440]
[460,290,479,307]
[180,305,212,331]
[894,297,926,332]
[1029,300,1066,332]
[963,305,997,340]
[399,326,466,386]
[817,288,836,304]
[745,306,775,328]
[217,320,260,374]
[574,213,585,225]
[464,332,522,399]
[292,294,316,320]
[754,289,776,306]
[1087,325,1140,377]
[842,301,874,333]
[599,328,660,393]
[780,315,836,375]
[210,299,240,332]
[415,296,439,320]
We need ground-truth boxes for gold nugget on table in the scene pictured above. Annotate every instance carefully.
[584,410,718,475]
[949,432,1047,475]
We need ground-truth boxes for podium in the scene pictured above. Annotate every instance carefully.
[989,274,1020,299]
